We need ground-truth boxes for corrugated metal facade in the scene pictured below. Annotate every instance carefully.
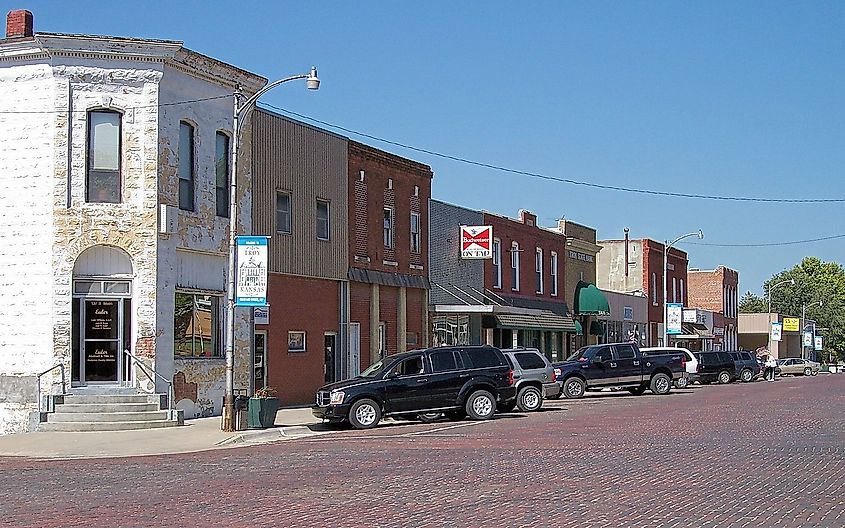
[251,109,349,279]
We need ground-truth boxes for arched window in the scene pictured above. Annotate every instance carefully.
[86,110,122,203]
[179,121,195,211]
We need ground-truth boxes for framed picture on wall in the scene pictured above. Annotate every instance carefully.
[288,331,306,353]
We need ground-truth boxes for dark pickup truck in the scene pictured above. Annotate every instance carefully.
[552,342,685,399]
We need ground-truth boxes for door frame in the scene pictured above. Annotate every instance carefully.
[72,279,132,387]
[253,330,268,391]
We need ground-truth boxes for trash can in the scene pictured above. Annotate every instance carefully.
[234,395,249,431]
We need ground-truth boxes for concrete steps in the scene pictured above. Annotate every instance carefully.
[39,391,181,432]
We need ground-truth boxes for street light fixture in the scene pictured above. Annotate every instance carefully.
[222,67,320,432]
[801,300,822,360]
[766,278,795,360]
[662,230,703,347]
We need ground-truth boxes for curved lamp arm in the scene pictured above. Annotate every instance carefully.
[235,67,319,134]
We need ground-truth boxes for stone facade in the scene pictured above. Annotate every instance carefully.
[0,28,265,433]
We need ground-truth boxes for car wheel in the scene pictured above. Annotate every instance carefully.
[675,377,689,389]
[627,384,647,395]
[718,371,732,384]
[516,386,543,412]
[650,373,672,395]
[741,369,753,383]
[804,367,812,376]
[497,400,517,413]
[348,398,381,429]
[465,390,496,420]
[562,377,586,399]
[417,412,444,423]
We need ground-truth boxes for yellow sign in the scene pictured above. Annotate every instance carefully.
[783,317,800,332]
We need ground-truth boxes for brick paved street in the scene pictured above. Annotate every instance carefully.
[2,375,844,527]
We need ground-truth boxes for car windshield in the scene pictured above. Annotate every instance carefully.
[568,346,602,361]
[359,359,388,378]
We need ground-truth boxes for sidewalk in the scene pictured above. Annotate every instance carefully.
[0,406,332,460]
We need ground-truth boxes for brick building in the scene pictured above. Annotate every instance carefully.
[0,11,263,432]
[597,235,689,347]
[687,266,739,350]
[347,141,432,370]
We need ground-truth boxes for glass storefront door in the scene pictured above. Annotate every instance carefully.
[72,280,132,386]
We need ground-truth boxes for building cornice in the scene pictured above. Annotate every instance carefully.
[567,238,602,255]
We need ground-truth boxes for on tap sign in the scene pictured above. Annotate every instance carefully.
[460,226,493,259]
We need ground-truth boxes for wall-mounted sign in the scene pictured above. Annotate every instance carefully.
[568,250,594,263]
[623,306,633,321]
[460,226,493,259]
[667,303,683,334]
[683,309,697,323]
[254,306,270,325]
[771,322,783,342]
[815,336,823,351]
[236,236,269,306]
[714,327,725,336]
[783,317,800,332]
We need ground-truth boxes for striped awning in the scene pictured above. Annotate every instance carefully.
[494,310,577,332]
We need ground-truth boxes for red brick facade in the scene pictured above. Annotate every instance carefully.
[483,209,568,303]
[641,239,689,344]
[347,142,433,368]
[256,274,340,405]
[688,266,740,349]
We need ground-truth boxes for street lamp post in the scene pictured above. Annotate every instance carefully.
[765,278,794,361]
[222,67,320,432]
[662,230,703,347]
[801,300,822,360]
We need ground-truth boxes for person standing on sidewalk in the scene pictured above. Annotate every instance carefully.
[765,354,778,382]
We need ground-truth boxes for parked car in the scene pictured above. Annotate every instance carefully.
[499,348,560,412]
[641,346,697,388]
[552,342,685,399]
[312,345,516,429]
[729,351,761,382]
[694,351,736,384]
[778,358,821,376]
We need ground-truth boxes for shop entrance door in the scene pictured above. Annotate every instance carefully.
[72,280,132,386]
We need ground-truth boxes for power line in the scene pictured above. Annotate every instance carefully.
[682,233,845,247]
[0,94,231,114]
[261,103,845,204]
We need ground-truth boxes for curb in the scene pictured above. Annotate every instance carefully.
[215,425,326,447]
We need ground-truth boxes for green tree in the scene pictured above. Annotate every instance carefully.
[739,291,766,313]
[761,257,845,362]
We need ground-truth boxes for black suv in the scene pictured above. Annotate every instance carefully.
[312,345,517,429]
[695,351,736,384]
[729,351,761,382]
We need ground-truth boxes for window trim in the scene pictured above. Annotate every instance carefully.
[550,251,558,296]
[275,191,292,235]
[535,247,543,294]
[178,120,196,212]
[316,199,331,241]
[410,211,421,253]
[173,291,222,359]
[383,207,394,249]
[492,238,502,289]
[86,108,123,203]
[511,242,520,292]
[214,131,231,218]
[288,330,307,353]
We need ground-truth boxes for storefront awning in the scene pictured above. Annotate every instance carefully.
[590,320,606,336]
[574,319,583,336]
[673,323,714,340]
[494,310,576,332]
[575,281,610,316]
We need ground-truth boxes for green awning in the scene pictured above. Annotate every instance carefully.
[575,281,610,316]
[574,319,583,336]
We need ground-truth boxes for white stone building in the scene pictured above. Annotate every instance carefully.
[0,11,265,434]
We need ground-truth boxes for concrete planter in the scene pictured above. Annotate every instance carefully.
[247,397,279,429]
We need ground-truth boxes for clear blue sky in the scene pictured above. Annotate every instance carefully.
[6,1,844,295]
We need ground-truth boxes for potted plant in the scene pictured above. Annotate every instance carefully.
[247,386,280,429]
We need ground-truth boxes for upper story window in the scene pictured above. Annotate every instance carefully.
[383,208,394,248]
[410,212,421,253]
[511,242,520,291]
[86,110,122,203]
[492,238,502,289]
[651,273,657,304]
[316,199,330,240]
[276,191,291,234]
[550,251,558,296]
[672,277,678,303]
[178,121,195,211]
[680,279,685,306]
[535,248,543,294]
[215,132,230,217]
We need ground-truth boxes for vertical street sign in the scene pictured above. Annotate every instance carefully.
[770,322,783,342]
[803,332,813,347]
[236,236,269,306]
[666,303,683,334]
[814,336,823,351]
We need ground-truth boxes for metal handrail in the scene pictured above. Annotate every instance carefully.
[123,349,175,421]
[36,363,66,415]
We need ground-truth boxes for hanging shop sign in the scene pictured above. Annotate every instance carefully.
[460,226,493,259]
[236,236,269,306]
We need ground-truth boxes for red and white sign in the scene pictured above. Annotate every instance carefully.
[460,226,493,259]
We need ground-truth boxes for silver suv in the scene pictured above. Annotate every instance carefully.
[499,348,560,412]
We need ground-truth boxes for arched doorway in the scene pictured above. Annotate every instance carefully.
[71,245,134,386]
